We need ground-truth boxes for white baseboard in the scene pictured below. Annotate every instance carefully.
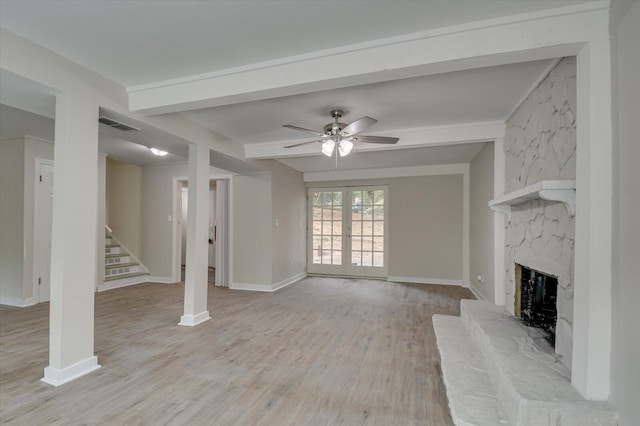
[272,272,307,291]
[41,356,101,386]
[231,272,307,293]
[97,275,148,292]
[179,311,211,327]
[387,276,464,286]
[0,296,36,307]
[147,276,177,284]
[467,283,488,301]
[229,282,273,292]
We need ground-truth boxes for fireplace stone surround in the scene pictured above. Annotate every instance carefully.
[502,57,576,371]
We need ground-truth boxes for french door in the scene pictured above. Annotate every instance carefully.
[307,186,388,277]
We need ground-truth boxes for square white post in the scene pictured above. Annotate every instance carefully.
[42,93,100,386]
[572,40,613,400]
[180,143,211,326]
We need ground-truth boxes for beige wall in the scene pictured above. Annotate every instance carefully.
[264,160,306,285]
[469,142,495,300]
[0,139,25,301]
[106,158,142,258]
[611,1,640,424]
[140,163,188,278]
[232,172,272,285]
[308,173,464,282]
[0,136,54,304]
[388,175,463,281]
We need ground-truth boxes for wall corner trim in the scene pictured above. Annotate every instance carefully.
[41,356,101,387]
[272,272,307,292]
[0,296,36,307]
[467,284,488,301]
[231,272,306,293]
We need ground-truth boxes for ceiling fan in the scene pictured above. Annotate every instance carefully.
[283,109,399,158]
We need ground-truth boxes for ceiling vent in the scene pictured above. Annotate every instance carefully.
[99,115,140,131]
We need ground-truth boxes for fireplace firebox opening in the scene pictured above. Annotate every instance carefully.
[515,264,558,347]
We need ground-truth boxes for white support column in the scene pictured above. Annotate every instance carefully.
[493,137,506,307]
[42,93,101,386]
[462,165,470,286]
[96,154,107,287]
[180,143,211,326]
[572,41,613,400]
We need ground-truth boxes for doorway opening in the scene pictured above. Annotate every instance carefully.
[173,177,231,287]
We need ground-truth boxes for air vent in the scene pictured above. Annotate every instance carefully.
[99,115,140,132]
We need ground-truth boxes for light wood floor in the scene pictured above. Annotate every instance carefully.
[0,277,473,425]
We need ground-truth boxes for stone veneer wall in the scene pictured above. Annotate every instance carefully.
[504,57,576,370]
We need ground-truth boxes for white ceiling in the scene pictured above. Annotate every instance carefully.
[0,0,590,87]
[0,0,592,173]
[0,103,188,165]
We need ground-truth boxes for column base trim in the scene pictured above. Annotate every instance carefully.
[41,356,100,386]
[179,311,211,327]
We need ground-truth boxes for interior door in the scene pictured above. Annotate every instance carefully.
[36,162,54,302]
[308,186,388,278]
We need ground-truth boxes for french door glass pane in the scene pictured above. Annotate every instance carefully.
[311,191,343,265]
[351,189,385,268]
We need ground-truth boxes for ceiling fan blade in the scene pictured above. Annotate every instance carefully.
[353,135,399,144]
[284,140,323,148]
[340,116,377,137]
[283,125,327,137]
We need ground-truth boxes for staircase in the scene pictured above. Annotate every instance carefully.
[100,231,149,291]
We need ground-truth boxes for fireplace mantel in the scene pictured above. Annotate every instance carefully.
[489,180,576,220]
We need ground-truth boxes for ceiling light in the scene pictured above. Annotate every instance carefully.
[150,147,168,157]
[338,139,353,157]
[321,140,335,157]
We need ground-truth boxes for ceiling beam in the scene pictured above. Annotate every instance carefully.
[128,2,608,115]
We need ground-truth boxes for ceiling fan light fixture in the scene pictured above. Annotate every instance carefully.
[321,140,335,157]
[150,147,168,157]
[338,139,353,157]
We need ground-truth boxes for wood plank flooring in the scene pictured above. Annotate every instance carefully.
[0,277,473,425]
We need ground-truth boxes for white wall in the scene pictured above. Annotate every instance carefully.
[611,1,640,424]
[307,173,465,283]
[469,142,495,300]
[106,158,142,258]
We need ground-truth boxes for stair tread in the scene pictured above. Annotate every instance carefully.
[105,253,128,258]
[104,272,148,282]
[105,244,120,248]
[105,262,139,269]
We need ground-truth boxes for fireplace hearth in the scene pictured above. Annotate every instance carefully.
[515,264,558,347]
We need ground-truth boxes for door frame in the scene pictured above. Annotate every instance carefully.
[172,175,233,285]
[307,185,389,278]
[33,157,55,303]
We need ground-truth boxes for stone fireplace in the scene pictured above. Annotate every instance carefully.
[503,57,576,370]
